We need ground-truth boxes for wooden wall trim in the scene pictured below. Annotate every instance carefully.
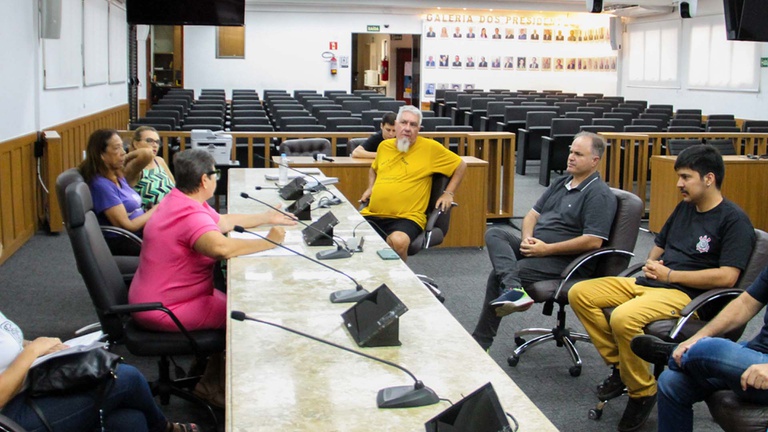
[0,104,130,265]
[0,132,39,266]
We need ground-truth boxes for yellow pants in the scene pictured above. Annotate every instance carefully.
[568,277,692,398]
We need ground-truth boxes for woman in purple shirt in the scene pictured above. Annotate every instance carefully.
[79,129,156,254]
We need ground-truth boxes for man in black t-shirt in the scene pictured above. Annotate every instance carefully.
[570,145,756,432]
[350,112,396,159]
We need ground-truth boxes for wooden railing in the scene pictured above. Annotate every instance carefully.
[597,132,768,210]
[110,130,516,220]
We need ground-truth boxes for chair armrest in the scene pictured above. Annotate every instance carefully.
[424,203,458,249]
[100,226,143,246]
[541,135,554,143]
[669,288,744,339]
[108,302,202,353]
[618,262,645,277]
[552,248,634,300]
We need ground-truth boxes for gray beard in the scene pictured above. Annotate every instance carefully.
[396,138,411,153]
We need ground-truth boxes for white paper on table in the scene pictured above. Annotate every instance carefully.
[31,331,107,368]
[230,230,305,257]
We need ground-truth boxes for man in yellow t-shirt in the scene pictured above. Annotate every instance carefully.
[359,105,466,261]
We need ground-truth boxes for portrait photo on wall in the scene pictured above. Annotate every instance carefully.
[465,56,476,68]
[505,28,514,39]
[542,57,552,70]
[451,55,462,68]
[504,56,515,69]
[464,84,475,90]
[518,28,527,40]
[451,83,461,90]
[439,54,449,68]
[438,83,449,90]
[566,58,576,70]
[425,83,436,95]
[555,29,565,41]
[517,56,527,70]
[426,26,436,37]
[425,55,436,68]
[554,57,565,71]
[440,27,449,38]
[491,57,501,69]
[466,26,476,38]
[492,27,502,39]
[528,56,540,70]
[530,28,540,40]
[478,55,489,69]
[480,27,488,38]
[452,26,462,38]
[543,29,552,41]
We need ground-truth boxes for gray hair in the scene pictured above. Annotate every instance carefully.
[574,131,606,159]
[174,149,216,194]
[396,105,423,127]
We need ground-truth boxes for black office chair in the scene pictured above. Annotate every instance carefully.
[507,188,644,376]
[55,168,143,257]
[667,139,703,155]
[347,137,368,156]
[705,138,737,155]
[63,182,224,425]
[279,138,331,156]
[539,118,584,186]
[516,111,559,175]
[0,414,26,432]
[421,117,453,131]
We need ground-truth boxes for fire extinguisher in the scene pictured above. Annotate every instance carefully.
[330,56,338,75]
[381,57,389,82]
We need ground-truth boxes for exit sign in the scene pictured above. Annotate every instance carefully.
[367,25,380,32]
[762,58,768,68]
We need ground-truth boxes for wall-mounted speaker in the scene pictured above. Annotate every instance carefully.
[609,16,622,50]
[586,0,603,13]
[680,0,698,18]
[41,0,62,39]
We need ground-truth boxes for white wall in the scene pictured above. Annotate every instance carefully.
[619,0,768,119]
[0,0,129,143]
[182,10,422,96]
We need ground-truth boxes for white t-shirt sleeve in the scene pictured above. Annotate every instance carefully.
[0,312,24,373]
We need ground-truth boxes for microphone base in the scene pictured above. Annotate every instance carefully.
[316,248,352,260]
[330,288,370,303]
[376,385,440,409]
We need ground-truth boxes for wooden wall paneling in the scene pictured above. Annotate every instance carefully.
[0,133,38,265]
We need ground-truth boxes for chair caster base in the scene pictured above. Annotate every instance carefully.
[507,355,520,367]
[569,365,582,377]
[588,406,603,420]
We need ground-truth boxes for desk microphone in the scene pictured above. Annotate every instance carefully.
[254,153,342,205]
[230,310,440,408]
[311,151,335,163]
[240,192,351,260]
[233,225,367,303]
[254,186,280,191]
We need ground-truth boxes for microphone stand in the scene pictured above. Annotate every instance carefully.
[240,192,351,260]
[231,311,440,408]
[233,226,368,303]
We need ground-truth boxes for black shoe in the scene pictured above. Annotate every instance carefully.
[618,394,657,432]
[631,335,677,365]
[596,366,626,400]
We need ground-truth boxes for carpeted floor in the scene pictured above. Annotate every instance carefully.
[0,165,759,431]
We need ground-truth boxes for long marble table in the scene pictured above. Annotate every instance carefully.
[225,168,556,431]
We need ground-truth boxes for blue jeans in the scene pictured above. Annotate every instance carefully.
[2,364,167,432]
[471,226,573,350]
[657,337,768,432]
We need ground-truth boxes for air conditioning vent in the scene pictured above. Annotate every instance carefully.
[604,4,675,17]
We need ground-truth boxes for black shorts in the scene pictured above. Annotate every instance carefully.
[364,217,423,242]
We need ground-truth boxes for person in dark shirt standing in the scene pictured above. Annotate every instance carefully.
[351,112,396,159]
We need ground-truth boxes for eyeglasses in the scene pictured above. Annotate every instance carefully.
[207,169,222,178]
[143,138,161,145]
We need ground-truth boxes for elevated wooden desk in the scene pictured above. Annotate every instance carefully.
[272,156,488,248]
[225,168,556,431]
[649,155,768,232]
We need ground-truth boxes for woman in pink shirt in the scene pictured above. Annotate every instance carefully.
[128,149,296,332]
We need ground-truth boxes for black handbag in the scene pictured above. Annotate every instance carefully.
[28,347,123,397]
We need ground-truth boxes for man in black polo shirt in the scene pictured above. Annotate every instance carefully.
[350,112,396,159]
[471,132,616,351]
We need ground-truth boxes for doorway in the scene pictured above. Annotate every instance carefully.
[350,33,420,107]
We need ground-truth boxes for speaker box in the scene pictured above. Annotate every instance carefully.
[41,0,62,39]
[341,284,408,348]
[680,0,697,18]
[285,193,314,221]
[586,0,603,13]
[609,16,622,50]
[301,211,339,246]
[279,177,306,200]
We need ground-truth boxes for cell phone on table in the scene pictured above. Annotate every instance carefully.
[377,248,400,260]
